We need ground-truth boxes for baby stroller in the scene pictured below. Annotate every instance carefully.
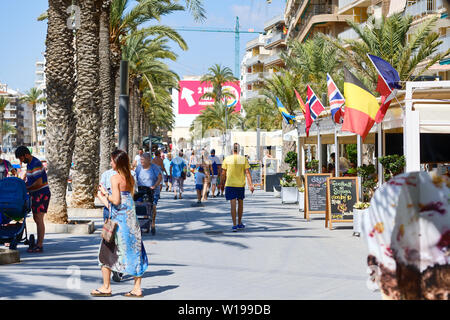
[133,186,154,234]
[0,177,33,250]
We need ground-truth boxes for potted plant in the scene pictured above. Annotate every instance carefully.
[280,172,298,204]
[305,159,319,173]
[357,164,377,202]
[353,201,370,237]
[298,186,305,211]
[378,155,405,181]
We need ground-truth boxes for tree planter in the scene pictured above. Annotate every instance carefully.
[281,186,298,204]
[298,191,304,211]
[353,208,368,237]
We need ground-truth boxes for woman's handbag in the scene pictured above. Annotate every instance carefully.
[102,204,117,243]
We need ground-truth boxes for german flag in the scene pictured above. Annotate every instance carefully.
[342,67,380,140]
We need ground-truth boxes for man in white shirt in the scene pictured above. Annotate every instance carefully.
[133,148,144,170]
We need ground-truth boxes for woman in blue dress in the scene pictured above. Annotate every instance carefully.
[93,149,148,298]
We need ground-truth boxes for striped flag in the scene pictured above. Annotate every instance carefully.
[326,73,345,124]
[276,96,296,125]
[295,89,313,137]
[367,54,400,123]
[306,85,325,121]
[342,67,380,140]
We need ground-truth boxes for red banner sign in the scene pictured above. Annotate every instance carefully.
[178,80,241,114]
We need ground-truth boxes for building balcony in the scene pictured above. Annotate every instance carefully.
[264,14,285,31]
[404,0,445,18]
[265,32,287,48]
[245,54,269,67]
[264,53,284,66]
[246,37,265,50]
[245,72,271,84]
[3,113,17,119]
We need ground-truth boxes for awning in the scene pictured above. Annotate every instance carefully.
[283,129,298,141]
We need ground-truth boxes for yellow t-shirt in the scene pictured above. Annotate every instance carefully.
[222,154,250,188]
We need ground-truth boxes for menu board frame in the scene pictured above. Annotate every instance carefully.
[249,161,262,188]
[326,177,359,230]
[304,173,332,220]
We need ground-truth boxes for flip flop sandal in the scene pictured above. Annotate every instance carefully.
[33,246,44,253]
[124,291,144,298]
[91,289,112,297]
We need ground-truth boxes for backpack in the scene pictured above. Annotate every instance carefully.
[0,177,31,222]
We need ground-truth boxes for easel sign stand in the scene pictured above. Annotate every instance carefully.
[326,177,359,230]
[304,173,332,221]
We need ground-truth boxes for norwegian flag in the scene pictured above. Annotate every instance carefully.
[326,73,345,124]
[306,85,325,121]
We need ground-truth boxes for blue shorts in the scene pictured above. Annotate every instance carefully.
[225,187,245,201]
[153,191,160,205]
[195,184,203,191]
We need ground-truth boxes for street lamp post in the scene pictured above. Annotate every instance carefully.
[118,60,129,152]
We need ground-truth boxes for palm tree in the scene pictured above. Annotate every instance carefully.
[21,88,46,155]
[44,0,77,224]
[242,97,281,131]
[323,13,450,90]
[70,0,103,208]
[190,102,242,136]
[200,64,238,103]
[0,96,10,148]
[283,34,345,98]
[261,71,300,170]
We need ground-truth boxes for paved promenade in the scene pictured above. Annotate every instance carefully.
[0,179,380,300]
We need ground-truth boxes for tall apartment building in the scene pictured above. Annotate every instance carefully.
[241,14,287,103]
[0,83,32,152]
[284,0,449,78]
[35,60,47,155]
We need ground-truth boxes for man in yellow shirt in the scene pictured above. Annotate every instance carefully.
[220,143,254,232]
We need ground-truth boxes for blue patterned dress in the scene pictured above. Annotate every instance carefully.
[99,191,148,277]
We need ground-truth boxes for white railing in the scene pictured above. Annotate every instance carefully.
[265,32,286,47]
[246,37,264,50]
[245,55,268,67]
[265,53,283,65]
[404,0,444,18]
[244,90,265,100]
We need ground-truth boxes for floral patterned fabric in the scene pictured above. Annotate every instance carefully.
[361,172,449,299]
[99,191,148,277]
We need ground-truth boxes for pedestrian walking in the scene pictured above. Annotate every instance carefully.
[200,150,212,201]
[208,149,221,198]
[170,151,187,199]
[220,143,254,232]
[99,167,123,282]
[132,148,144,170]
[194,167,206,206]
[136,153,162,235]
[94,149,148,298]
[163,152,173,192]
[188,150,197,175]
[152,149,166,193]
[15,146,51,253]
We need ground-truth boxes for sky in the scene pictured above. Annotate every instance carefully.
[0,0,285,93]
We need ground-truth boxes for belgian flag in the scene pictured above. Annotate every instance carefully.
[342,67,380,140]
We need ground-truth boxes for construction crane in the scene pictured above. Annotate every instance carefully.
[173,17,265,79]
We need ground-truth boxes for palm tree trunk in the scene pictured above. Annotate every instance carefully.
[132,83,141,157]
[71,0,102,208]
[98,0,115,176]
[128,80,134,157]
[45,0,76,224]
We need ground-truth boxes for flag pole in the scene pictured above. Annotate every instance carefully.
[357,134,363,200]
[377,123,383,186]
[317,120,321,173]
[334,123,340,177]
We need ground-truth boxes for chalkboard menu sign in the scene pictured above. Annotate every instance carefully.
[326,177,359,229]
[304,173,332,220]
[249,162,262,187]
